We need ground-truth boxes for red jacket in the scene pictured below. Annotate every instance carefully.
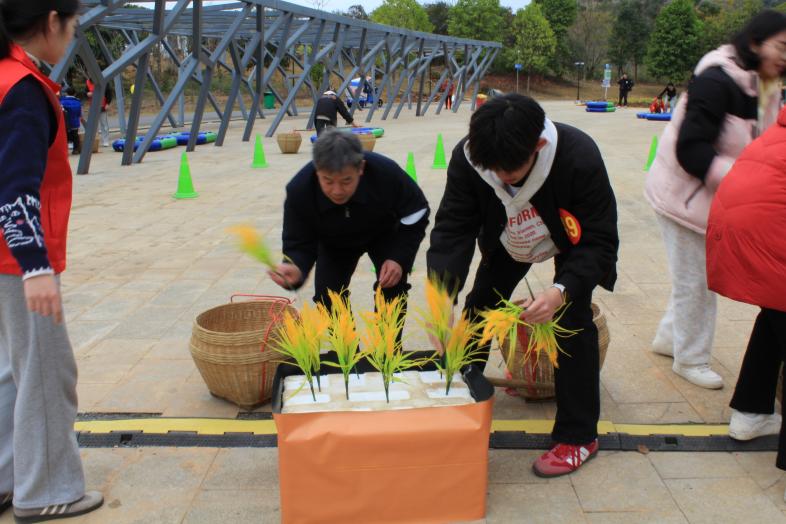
[706,105,786,312]
[0,44,72,275]
[86,79,107,111]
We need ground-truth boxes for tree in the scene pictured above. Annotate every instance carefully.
[448,0,504,42]
[425,2,451,35]
[609,0,650,80]
[645,0,704,82]
[344,5,370,20]
[488,7,517,73]
[370,0,434,32]
[513,4,556,93]
[568,0,613,80]
[699,0,764,50]
[534,0,578,74]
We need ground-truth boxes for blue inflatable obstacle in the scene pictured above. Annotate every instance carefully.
[111,135,178,152]
[585,100,616,113]
[174,131,218,146]
[310,127,385,143]
[637,112,671,121]
[585,101,615,109]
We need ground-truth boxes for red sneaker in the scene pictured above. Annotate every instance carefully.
[532,440,599,477]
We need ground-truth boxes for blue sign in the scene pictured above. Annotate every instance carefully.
[514,63,523,71]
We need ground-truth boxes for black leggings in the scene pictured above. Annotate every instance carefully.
[729,307,786,469]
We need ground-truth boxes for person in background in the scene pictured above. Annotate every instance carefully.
[442,79,454,110]
[270,129,430,320]
[0,0,105,521]
[658,82,678,112]
[59,86,81,155]
[644,10,786,391]
[427,94,618,478]
[617,73,634,107]
[706,103,786,499]
[85,77,110,146]
[313,90,359,136]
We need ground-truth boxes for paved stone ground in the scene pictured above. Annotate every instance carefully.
[2,100,785,522]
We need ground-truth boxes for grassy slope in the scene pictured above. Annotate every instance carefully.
[483,73,677,107]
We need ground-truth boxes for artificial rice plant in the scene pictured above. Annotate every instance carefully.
[419,275,455,354]
[525,303,581,368]
[477,297,527,370]
[300,302,330,391]
[437,312,485,395]
[323,290,363,399]
[227,224,277,272]
[478,281,581,370]
[272,302,329,401]
[361,287,425,402]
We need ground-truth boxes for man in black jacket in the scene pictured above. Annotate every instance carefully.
[313,90,359,136]
[271,129,429,311]
[428,94,618,477]
[617,73,634,106]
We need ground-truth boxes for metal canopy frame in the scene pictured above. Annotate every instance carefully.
[53,0,500,173]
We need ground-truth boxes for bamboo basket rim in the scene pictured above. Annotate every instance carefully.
[192,299,292,336]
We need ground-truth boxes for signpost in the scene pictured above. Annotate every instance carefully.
[602,63,612,101]
[515,63,522,93]
[574,61,585,102]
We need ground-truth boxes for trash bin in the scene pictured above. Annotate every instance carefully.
[263,91,275,110]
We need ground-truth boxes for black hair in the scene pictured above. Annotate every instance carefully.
[0,0,79,60]
[732,9,786,70]
[64,85,74,95]
[467,93,545,173]
[312,128,364,172]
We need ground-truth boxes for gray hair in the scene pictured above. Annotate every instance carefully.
[312,129,364,172]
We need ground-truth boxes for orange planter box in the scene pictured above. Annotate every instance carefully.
[272,363,494,524]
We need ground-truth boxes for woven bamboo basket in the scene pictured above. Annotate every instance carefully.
[189,296,297,409]
[276,132,302,154]
[357,132,376,151]
[490,302,610,401]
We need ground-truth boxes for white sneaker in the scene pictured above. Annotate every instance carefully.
[729,409,781,441]
[652,335,673,357]
[672,362,723,389]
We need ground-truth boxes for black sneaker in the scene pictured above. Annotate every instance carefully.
[1,492,12,514]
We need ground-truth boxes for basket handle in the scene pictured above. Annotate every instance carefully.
[231,293,292,304]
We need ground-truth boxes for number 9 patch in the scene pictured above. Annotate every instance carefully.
[559,209,581,245]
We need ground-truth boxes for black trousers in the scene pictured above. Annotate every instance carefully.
[312,241,410,313]
[67,128,80,154]
[463,249,600,445]
[618,91,628,106]
[314,120,334,136]
[729,307,786,469]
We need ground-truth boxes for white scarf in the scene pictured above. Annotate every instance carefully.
[464,119,560,263]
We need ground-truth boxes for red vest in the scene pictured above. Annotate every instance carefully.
[0,44,72,275]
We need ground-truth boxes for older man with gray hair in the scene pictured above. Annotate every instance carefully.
[271,129,430,312]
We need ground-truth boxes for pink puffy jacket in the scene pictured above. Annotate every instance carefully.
[644,45,781,234]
